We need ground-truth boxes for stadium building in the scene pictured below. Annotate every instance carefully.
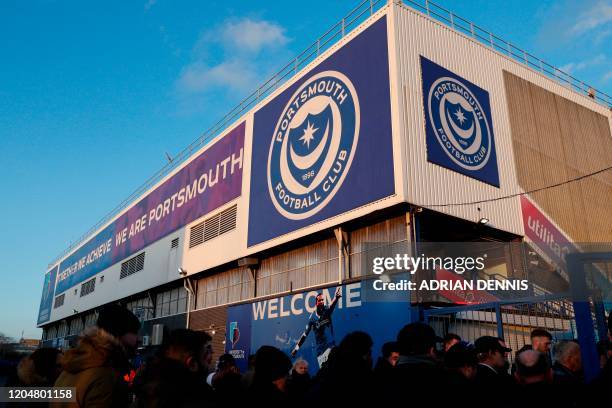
[37,0,611,379]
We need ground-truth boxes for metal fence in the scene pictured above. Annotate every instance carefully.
[423,294,594,367]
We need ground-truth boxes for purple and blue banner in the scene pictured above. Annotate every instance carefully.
[225,282,410,373]
[421,56,500,187]
[54,123,245,294]
[37,266,58,325]
[247,17,395,246]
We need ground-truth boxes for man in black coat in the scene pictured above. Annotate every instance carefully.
[510,349,563,408]
[474,336,512,387]
[551,340,583,408]
[440,342,478,408]
[386,322,443,399]
[373,341,399,386]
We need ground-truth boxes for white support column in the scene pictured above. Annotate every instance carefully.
[334,227,350,283]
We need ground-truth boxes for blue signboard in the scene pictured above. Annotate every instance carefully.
[225,282,410,373]
[37,266,58,325]
[248,17,395,246]
[421,56,500,186]
[226,305,252,372]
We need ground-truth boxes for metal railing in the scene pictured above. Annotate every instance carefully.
[424,293,578,365]
[402,0,612,106]
[47,0,386,267]
[48,0,611,267]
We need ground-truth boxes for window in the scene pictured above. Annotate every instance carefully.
[155,287,188,318]
[120,252,145,279]
[126,296,154,321]
[169,289,178,315]
[171,238,179,249]
[69,318,84,336]
[54,294,65,309]
[84,312,97,329]
[57,321,68,338]
[80,278,96,297]
[48,325,57,339]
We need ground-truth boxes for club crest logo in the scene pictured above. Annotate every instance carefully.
[267,71,360,220]
[426,76,493,171]
[229,321,240,348]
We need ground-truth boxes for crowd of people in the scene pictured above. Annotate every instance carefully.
[5,304,612,407]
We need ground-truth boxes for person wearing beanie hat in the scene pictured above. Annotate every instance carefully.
[52,305,140,408]
[96,304,141,351]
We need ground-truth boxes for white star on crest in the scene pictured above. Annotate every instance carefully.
[454,107,466,125]
[299,121,319,149]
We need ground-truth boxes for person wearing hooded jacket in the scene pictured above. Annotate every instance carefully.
[51,305,140,408]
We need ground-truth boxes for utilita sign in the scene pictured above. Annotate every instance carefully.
[521,196,573,279]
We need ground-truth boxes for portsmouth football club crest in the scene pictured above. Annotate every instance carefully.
[267,71,360,219]
[248,17,394,246]
[421,56,499,186]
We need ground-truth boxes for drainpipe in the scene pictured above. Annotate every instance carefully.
[183,276,195,329]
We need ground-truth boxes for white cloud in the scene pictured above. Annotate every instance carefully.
[569,1,612,36]
[220,18,289,53]
[176,60,258,94]
[559,53,606,74]
[603,71,612,81]
[144,0,157,11]
[594,28,612,43]
[176,18,291,97]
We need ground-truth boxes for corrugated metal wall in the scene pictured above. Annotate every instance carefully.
[504,72,612,242]
[391,3,611,240]
[256,237,339,297]
[195,266,253,310]
[349,215,409,277]
[392,4,523,235]
[189,306,228,362]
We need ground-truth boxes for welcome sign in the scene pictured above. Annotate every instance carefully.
[226,282,410,373]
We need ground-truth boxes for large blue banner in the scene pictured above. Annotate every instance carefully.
[421,56,500,187]
[225,282,410,373]
[54,123,245,294]
[247,17,395,246]
[37,266,58,325]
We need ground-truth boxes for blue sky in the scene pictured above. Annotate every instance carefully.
[0,0,610,340]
